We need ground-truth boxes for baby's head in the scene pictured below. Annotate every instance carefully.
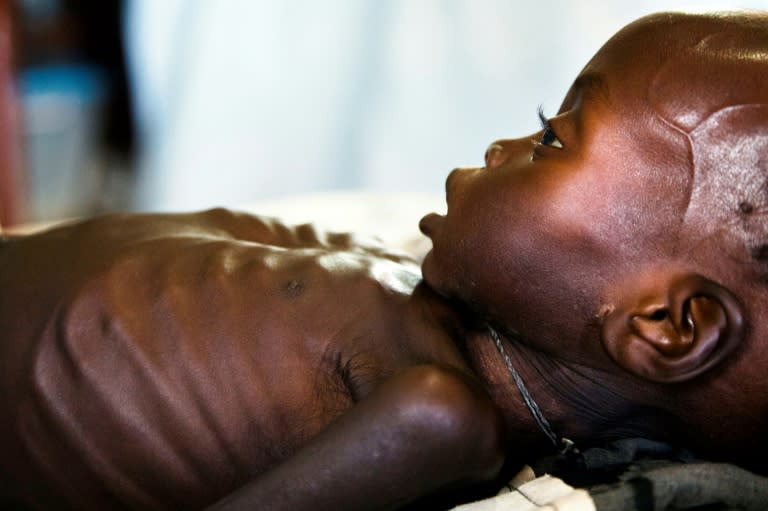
[420,11,768,464]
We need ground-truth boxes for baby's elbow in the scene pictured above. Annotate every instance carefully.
[395,365,506,482]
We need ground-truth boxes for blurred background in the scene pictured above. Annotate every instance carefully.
[1,0,767,225]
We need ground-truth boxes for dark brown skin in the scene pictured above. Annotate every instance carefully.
[0,210,509,510]
[1,11,767,510]
[422,10,768,459]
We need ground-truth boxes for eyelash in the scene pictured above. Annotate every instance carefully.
[536,106,563,149]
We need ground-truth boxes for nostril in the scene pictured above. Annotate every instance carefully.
[484,143,506,169]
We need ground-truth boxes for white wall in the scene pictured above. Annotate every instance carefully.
[124,0,768,211]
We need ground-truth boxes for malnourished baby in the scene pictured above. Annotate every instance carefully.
[1,10,766,510]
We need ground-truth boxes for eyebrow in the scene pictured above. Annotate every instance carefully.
[572,72,609,103]
[558,72,609,114]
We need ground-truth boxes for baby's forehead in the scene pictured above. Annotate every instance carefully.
[631,13,768,263]
[643,14,768,133]
[579,13,768,131]
[571,13,768,264]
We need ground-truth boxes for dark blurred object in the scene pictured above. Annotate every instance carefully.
[17,0,133,156]
[14,0,134,222]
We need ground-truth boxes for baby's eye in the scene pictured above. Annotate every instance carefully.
[539,127,563,149]
[536,107,564,149]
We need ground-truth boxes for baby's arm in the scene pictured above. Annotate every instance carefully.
[207,365,506,511]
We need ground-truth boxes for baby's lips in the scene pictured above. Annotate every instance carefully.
[419,212,444,237]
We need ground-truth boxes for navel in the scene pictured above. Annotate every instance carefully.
[281,279,306,299]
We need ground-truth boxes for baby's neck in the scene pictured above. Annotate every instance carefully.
[405,286,678,451]
[461,326,673,452]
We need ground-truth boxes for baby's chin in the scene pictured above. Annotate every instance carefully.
[419,251,451,298]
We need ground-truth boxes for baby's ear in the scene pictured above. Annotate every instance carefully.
[601,273,744,383]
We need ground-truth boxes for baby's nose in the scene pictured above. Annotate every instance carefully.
[484,142,508,169]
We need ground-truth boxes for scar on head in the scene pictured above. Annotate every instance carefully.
[597,303,615,319]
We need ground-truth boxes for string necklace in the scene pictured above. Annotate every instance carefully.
[487,324,576,454]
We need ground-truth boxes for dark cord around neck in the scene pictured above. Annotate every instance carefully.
[487,324,576,454]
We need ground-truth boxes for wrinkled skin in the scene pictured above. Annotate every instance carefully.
[1,11,767,511]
